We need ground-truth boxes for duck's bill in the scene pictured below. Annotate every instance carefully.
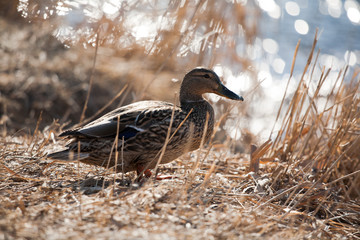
[218,85,244,101]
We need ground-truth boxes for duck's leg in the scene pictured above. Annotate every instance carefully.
[136,165,174,181]
[136,165,152,182]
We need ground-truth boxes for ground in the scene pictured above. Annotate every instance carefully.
[1,4,359,240]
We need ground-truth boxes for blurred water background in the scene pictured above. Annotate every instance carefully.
[244,0,360,138]
[9,0,360,141]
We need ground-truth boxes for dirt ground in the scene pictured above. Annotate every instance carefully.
[3,134,352,240]
[1,2,360,240]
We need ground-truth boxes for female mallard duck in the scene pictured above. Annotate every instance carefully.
[48,68,243,179]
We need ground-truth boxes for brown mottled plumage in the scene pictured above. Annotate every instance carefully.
[47,68,244,178]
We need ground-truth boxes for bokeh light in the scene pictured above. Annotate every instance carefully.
[262,38,278,54]
[347,7,360,23]
[344,0,360,24]
[344,51,357,66]
[272,58,285,74]
[285,1,300,16]
[294,19,309,35]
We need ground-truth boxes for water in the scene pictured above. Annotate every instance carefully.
[257,0,359,79]
[238,0,360,138]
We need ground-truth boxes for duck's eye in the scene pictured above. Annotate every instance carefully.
[204,74,210,78]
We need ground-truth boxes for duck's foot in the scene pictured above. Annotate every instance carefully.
[136,166,175,181]
[136,166,152,182]
[144,169,152,178]
[154,174,175,180]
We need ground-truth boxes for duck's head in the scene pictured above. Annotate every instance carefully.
[180,68,244,105]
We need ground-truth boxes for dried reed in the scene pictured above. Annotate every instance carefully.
[1,1,359,239]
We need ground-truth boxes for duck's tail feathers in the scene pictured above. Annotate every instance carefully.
[47,150,90,161]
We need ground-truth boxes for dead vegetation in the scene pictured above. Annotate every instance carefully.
[1,1,359,239]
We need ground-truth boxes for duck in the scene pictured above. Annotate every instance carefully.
[47,68,244,179]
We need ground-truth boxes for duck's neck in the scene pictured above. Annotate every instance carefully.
[180,98,215,144]
[180,98,205,107]
[179,80,206,109]
[180,98,214,124]
[179,80,214,118]
[179,79,205,104]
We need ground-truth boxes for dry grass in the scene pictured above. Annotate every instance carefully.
[1,1,360,239]
[1,47,359,240]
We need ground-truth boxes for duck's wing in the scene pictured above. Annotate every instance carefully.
[59,101,177,140]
